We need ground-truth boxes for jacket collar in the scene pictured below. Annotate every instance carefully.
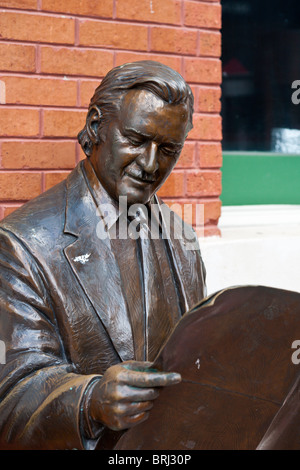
[63,161,134,362]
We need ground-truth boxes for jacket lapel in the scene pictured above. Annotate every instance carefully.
[155,196,206,313]
[63,163,134,362]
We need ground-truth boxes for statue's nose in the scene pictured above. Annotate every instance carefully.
[136,142,159,174]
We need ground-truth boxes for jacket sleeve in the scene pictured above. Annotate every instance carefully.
[0,227,102,450]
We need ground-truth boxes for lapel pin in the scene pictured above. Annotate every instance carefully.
[73,253,91,264]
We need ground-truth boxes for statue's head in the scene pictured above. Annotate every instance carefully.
[78,60,194,205]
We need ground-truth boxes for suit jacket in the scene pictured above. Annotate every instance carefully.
[0,161,206,450]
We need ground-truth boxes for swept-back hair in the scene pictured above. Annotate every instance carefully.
[78,60,194,157]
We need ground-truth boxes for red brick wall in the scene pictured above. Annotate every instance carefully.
[0,0,222,235]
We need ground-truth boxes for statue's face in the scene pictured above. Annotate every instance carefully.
[89,88,190,205]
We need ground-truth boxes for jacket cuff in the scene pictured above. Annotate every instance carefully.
[80,375,104,441]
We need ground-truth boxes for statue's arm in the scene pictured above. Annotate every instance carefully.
[0,228,100,450]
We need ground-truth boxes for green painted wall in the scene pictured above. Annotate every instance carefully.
[221,152,300,206]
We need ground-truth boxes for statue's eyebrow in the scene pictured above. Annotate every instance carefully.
[124,127,182,148]
[123,127,152,139]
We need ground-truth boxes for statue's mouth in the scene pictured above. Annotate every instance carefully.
[125,170,156,184]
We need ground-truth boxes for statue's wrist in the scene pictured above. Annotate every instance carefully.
[82,376,103,438]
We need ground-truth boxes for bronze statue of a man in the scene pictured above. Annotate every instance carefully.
[0,61,206,450]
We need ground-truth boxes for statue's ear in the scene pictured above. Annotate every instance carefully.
[86,105,102,144]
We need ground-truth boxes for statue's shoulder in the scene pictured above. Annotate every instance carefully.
[0,167,82,252]
[1,179,65,233]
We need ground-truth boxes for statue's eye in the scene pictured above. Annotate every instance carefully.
[128,136,144,146]
[160,146,178,156]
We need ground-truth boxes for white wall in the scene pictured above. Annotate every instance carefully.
[199,205,300,296]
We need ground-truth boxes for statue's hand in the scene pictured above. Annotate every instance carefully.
[89,360,181,431]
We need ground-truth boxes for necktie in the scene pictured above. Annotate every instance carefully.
[129,205,174,361]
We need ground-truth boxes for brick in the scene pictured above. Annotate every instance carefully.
[3,204,22,218]
[0,11,75,44]
[42,0,113,18]
[2,141,76,169]
[165,199,222,226]
[199,31,221,58]
[43,110,86,137]
[188,85,197,110]
[0,0,37,9]
[0,108,39,137]
[189,84,197,100]
[157,171,184,198]
[0,76,77,107]
[164,199,204,226]
[77,142,86,161]
[188,114,222,141]
[184,1,221,29]
[176,142,196,168]
[163,198,222,227]
[116,0,181,25]
[41,46,113,77]
[0,43,35,72]
[164,199,186,218]
[79,20,148,51]
[198,142,222,168]
[115,52,182,75]
[0,172,42,200]
[80,80,101,108]
[44,171,70,191]
[203,199,222,224]
[184,58,222,84]
[197,86,221,113]
[186,170,222,197]
[151,27,197,55]
[196,225,221,237]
